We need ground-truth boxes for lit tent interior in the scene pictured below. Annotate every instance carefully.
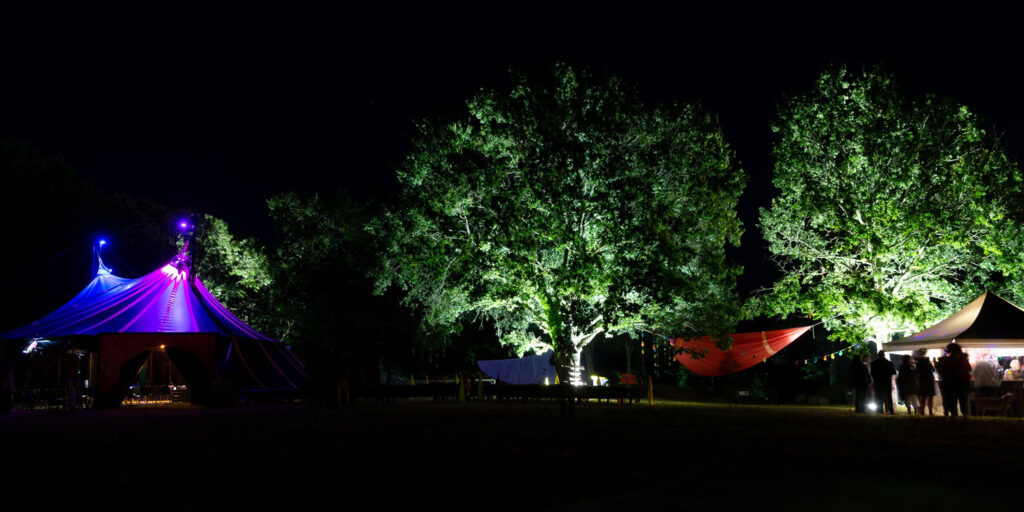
[0,244,307,407]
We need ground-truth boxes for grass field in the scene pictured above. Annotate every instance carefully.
[1,399,1018,510]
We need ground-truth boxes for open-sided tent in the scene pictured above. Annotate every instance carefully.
[1,244,307,406]
[477,350,556,384]
[883,292,1024,353]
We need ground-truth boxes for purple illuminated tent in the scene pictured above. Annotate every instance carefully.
[1,244,307,406]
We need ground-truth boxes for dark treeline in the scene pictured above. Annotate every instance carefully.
[0,139,184,328]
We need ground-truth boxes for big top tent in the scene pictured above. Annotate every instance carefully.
[1,243,307,407]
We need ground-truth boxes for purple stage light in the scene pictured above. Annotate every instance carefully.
[179,221,188,230]
[99,239,106,246]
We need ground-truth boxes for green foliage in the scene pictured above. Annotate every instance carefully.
[190,214,274,332]
[267,190,391,348]
[800,362,827,383]
[373,64,746,374]
[677,366,694,389]
[757,65,1024,344]
[751,373,767,400]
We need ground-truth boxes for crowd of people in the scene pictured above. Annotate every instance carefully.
[848,343,1022,416]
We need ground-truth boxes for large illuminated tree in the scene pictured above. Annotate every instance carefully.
[757,66,1024,346]
[373,65,746,380]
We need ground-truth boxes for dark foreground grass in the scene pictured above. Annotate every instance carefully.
[1,400,1017,510]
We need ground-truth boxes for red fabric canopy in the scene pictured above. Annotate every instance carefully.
[670,326,813,376]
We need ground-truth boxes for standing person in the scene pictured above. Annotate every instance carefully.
[870,351,897,414]
[936,351,951,415]
[972,354,1001,399]
[896,355,919,414]
[1008,359,1023,380]
[849,354,872,413]
[916,349,936,416]
[939,343,972,417]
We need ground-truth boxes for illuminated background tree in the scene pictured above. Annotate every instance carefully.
[374,65,746,380]
[189,214,274,333]
[757,66,1024,347]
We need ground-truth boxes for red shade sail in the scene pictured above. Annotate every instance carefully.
[670,326,813,376]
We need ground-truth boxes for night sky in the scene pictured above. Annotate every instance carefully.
[2,4,1022,293]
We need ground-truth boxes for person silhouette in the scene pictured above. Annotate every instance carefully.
[870,351,897,414]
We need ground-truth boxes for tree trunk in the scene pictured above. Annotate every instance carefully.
[553,334,577,384]
[545,299,594,385]
[552,330,585,385]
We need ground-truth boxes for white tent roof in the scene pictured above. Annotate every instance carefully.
[883,292,1024,353]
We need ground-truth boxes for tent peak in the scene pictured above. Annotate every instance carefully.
[883,291,1024,352]
[169,242,192,275]
[93,245,114,276]
[95,253,113,276]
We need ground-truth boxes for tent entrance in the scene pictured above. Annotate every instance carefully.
[95,333,218,408]
[121,347,190,405]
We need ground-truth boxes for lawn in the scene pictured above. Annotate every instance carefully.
[1,399,1015,510]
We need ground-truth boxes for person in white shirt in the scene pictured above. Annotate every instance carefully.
[972,355,1001,399]
[1007,359,1023,380]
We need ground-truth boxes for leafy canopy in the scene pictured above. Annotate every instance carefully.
[267,191,380,346]
[373,64,745,369]
[189,214,274,334]
[757,66,1024,345]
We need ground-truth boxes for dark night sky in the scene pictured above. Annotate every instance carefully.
[2,4,1022,293]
